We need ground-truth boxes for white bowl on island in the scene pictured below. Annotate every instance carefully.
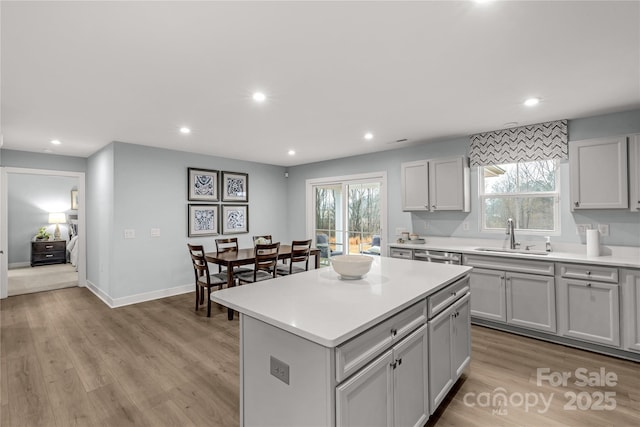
[330,255,374,280]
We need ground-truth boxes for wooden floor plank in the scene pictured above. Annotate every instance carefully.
[2,287,639,426]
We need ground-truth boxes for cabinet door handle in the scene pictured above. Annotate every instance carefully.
[586,271,591,275]
[431,205,436,210]
[390,328,397,337]
[397,358,402,366]
[586,283,592,287]
[390,361,397,369]
[575,201,580,207]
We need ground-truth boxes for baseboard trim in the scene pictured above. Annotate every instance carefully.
[8,262,30,269]
[85,280,193,309]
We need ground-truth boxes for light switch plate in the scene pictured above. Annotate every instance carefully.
[270,356,289,385]
[124,229,136,239]
[575,224,591,235]
[151,228,160,237]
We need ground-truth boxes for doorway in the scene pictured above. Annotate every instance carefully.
[307,172,387,264]
[1,167,86,299]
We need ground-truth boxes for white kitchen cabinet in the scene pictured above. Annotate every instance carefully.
[336,350,394,427]
[506,272,556,333]
[428,293,470,412]
[629,134,640,212]
[569,135,628,210]
[467,267,507,322]
[336,325,429,427]
[464,255,556,333]
[621,269,640,352]
[557,276,620,347]
[428,156,470,212]
[401,156,470,212]
[401,160,429,211]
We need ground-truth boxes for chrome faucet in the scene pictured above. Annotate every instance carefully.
[506,218,518,249]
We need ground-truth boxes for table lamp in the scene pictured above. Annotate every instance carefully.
[48,212,66,240]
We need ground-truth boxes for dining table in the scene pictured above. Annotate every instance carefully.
[205,244,321,320]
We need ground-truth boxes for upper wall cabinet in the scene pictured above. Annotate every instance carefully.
[569,136,628,210]
[401,157,470,212]
[428,157,470,212]
[401,160,429,211]
[629,134,640,212]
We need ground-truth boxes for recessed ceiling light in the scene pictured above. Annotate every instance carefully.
[364,132,374,140]
[524,97,540,107]
[51,139,61,145]
[288,150,295,156]
[253,92,267,103]
[179,127,191,134]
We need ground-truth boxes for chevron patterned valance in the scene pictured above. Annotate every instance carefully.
[469,120,568,166]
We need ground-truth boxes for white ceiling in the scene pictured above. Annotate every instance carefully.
[2,1,639,167]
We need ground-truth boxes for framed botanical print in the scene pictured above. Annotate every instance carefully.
[221,204,248,234]
[188,204,219,237]
[188,168,219,201]
[221,171,248,202]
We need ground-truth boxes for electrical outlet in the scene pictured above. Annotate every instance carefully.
[597,224,610,236]
[575,224,591,235]
[124,229,136,239]
[270,356,289,385]
[463,221,470,231]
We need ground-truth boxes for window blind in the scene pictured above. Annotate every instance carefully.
[469,119,568,166]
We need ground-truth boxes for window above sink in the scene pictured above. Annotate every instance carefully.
[479,160,559,235]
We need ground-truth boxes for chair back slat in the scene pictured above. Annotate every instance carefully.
[254,242,280,279]
[290,239,312,267]
[188,244,211,282]
[216,237,239,254]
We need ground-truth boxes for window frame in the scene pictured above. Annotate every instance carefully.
[479,160,561,235]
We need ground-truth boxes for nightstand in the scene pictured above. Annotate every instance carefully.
[31,240,67,267]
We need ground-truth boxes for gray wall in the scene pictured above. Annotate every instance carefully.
[7,174,78,265]
[1,149,87,172]
[287,108,640,248]
[88,142,288,299]
[86,144,114,296]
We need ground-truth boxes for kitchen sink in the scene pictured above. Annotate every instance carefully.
[474,247,549,256]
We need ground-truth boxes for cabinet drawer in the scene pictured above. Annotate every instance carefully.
[559,263,618,283]
[463,254,554,276]
[336,300,426,383]
[389,248,413,260]
[32,240,66,253]
[428,276,470,318]
[32,252,65,263]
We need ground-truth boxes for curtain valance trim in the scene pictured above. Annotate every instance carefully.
[469,119,568,166]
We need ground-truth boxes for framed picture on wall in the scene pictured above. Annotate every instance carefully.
[188,168,219,201]
[221,171,248,202]
[188,204,219,237]
[70,190,79,210]
[221,204,248,234]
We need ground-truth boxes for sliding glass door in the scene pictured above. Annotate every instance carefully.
[308,173,386,263]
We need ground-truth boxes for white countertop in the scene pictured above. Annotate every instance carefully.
[389,238,640,268]
[211,257,471,348]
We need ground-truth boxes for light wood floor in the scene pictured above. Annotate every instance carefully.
[1,287,639,426]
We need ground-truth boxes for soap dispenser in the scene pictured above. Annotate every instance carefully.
[545,236,552,252]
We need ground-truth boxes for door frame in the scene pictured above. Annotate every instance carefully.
[0,167,87,298]
[305,171,387,256]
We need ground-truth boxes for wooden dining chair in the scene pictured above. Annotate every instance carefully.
[187,244,233,317]
[277,239,312,276]
[236,242,280,284]
[215,237,252,274]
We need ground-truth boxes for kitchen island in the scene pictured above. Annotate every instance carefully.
[211,256,472,426]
